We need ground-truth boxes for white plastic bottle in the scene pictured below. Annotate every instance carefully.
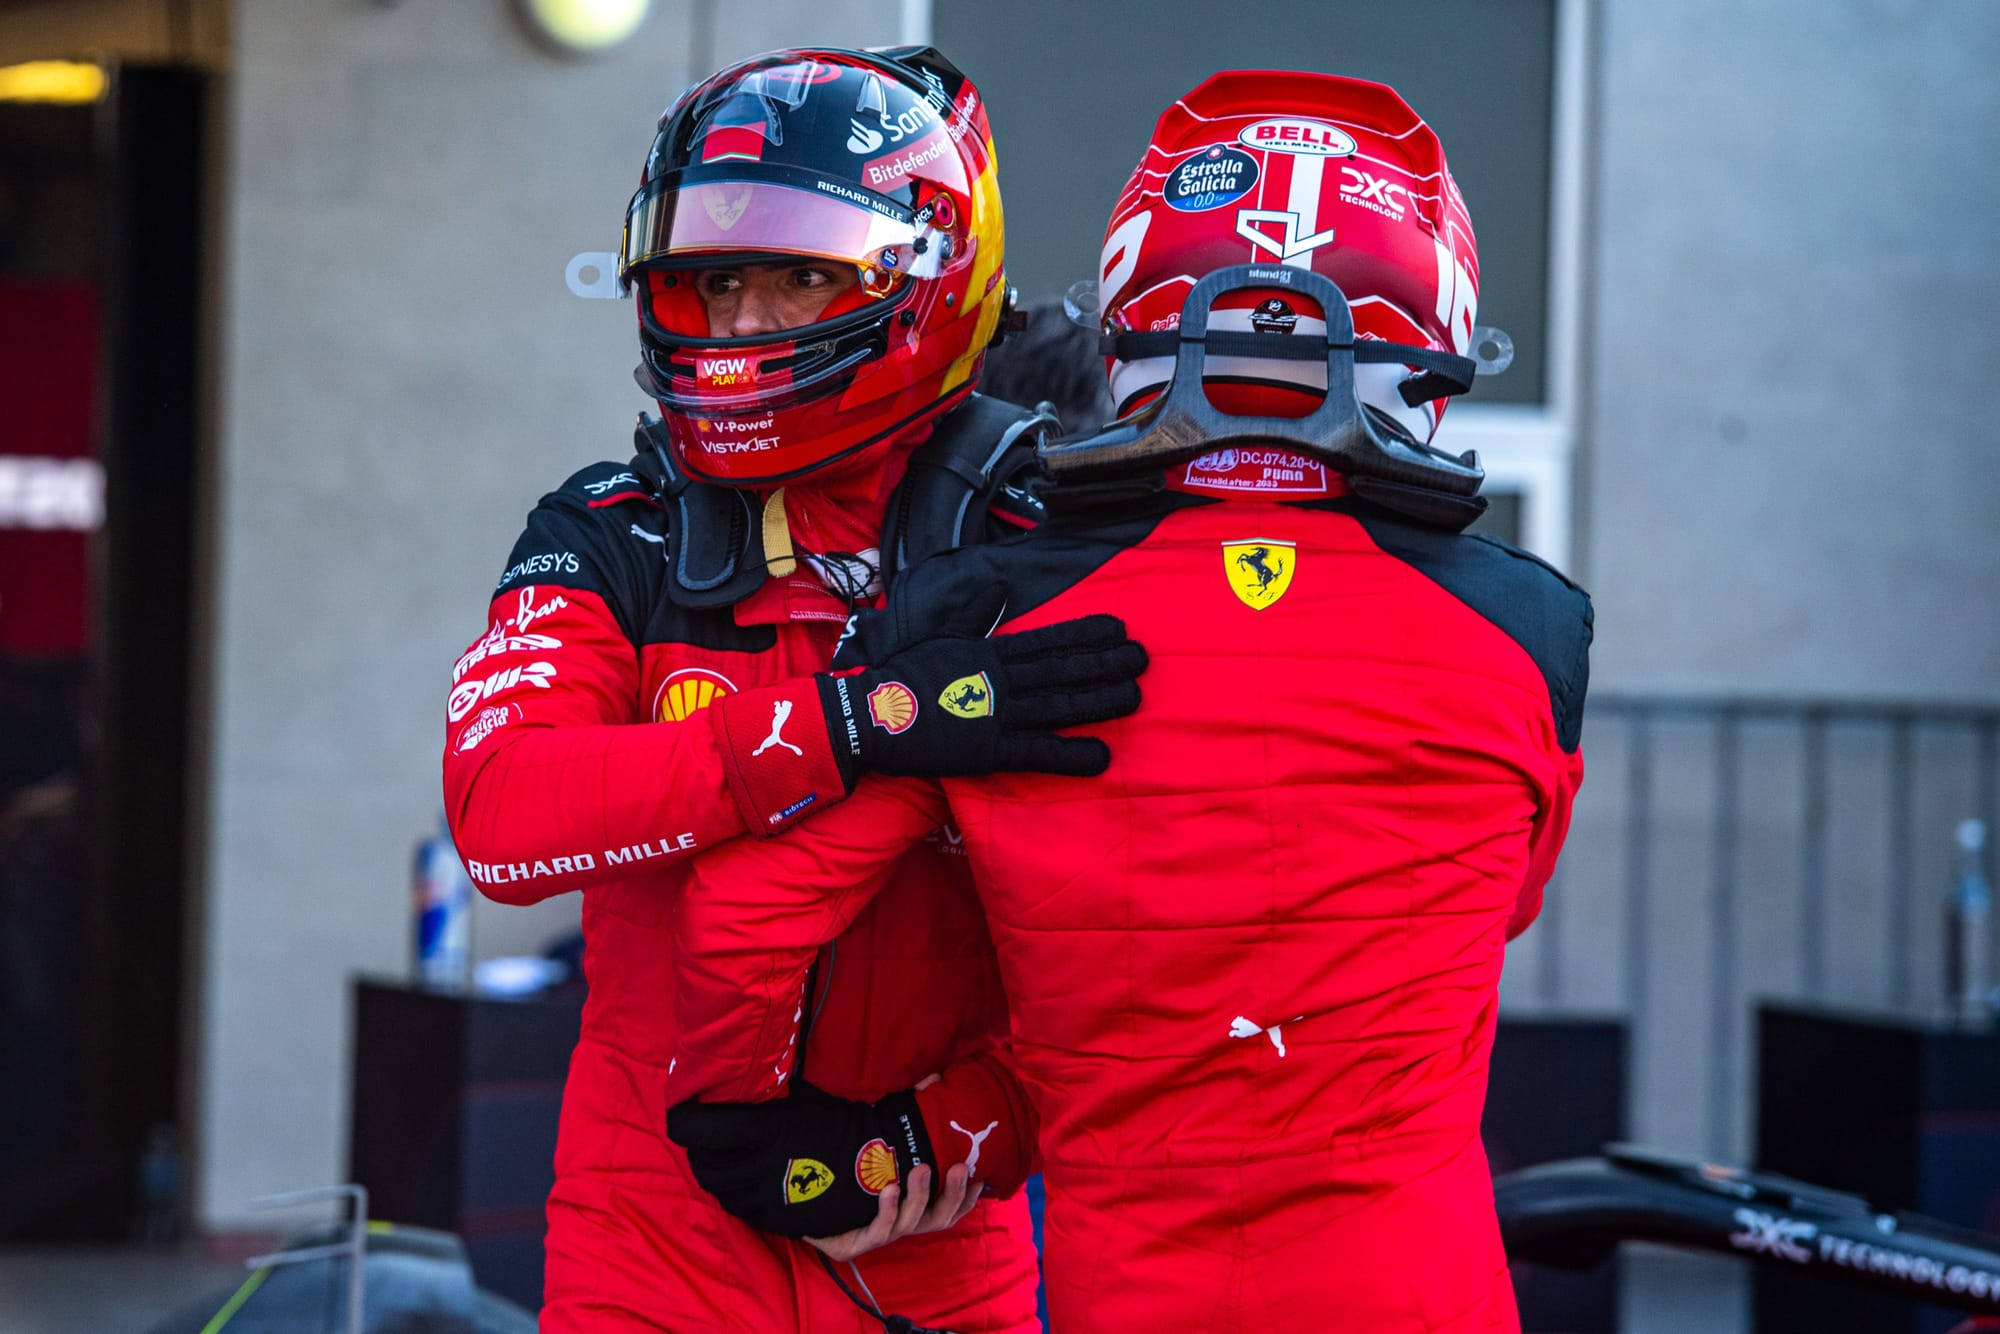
[1944,819,1992,1029]
[413,813,474,990]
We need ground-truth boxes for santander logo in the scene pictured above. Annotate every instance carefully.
[1238,118,1357,158]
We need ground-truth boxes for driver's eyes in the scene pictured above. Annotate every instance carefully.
[701,273,741,296]
[792,268,830,289]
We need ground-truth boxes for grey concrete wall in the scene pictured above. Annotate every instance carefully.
[1542,0,2000,1153]
[1582,0,2000,703]
[1526,8,2000,1326]
[198,0,902,1229]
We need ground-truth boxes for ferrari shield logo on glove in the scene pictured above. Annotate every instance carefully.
[1222,539,1297,610]
[785,1156,835,1205]
[938,672,994,719]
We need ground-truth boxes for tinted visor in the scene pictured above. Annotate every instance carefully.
[621,169,922,283]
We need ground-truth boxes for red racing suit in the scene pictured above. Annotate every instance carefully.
[442,453,1040,1333]
[668,466,1592,1333]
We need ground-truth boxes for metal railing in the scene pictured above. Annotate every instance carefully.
[1509,694,2000,1160]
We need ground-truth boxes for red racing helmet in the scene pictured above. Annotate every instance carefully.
[620,46,1009,486]
[1098,71,1479,443]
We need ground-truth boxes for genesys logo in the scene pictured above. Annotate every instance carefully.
[497,550,579,589]
[1238,118,1357,158]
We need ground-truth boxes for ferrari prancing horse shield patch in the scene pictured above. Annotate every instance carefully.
[1221,539,1296,609]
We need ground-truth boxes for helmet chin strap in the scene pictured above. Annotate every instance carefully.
[761,488,799,579]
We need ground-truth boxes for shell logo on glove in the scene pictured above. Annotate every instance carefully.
[655,668,738,721]
[785,1157,835,1205]
[855,1138,898,1196]
[938,672,993,719]
[867,681,918,734]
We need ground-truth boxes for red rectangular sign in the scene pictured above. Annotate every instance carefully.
[0,280,99,657]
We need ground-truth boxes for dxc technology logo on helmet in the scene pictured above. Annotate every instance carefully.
[846,118,884,154]
[1238,117,1357,158]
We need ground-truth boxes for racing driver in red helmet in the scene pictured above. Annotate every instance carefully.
[441,46,1144,1334]
[662,70,1592,1332]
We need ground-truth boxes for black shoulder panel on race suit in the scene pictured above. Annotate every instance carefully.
[492,459,777,654]
[627,393,1055,611]
[880,392,1055,578]
[1314,494,1594,754]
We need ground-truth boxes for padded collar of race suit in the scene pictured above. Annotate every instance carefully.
[1034,461,1488,534]
[631,393,1053,610]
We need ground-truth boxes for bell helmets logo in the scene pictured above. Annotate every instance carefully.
[785,1157,835,1205]
[1238,117,1357,158]
[855,1139,898,1196]
[867,681,918,734]
[938,672,993,719]
[654,667,738,722]
[1222,539,1297,609]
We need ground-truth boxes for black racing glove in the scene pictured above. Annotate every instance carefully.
[667,1081,936,1240]
[818,614,1146,789]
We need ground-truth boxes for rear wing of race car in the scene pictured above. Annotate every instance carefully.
[1496,1143,2000,1317]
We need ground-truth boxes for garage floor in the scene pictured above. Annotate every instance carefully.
[0,1246,244,1334]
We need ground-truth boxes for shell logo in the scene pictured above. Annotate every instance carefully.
[867,681,918,734]
[855,1138,898,1196]
[655,668,738,722]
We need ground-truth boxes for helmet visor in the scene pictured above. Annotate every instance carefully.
[622,169,924,283]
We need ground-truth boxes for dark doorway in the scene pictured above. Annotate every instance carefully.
[0,63,207,1242]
